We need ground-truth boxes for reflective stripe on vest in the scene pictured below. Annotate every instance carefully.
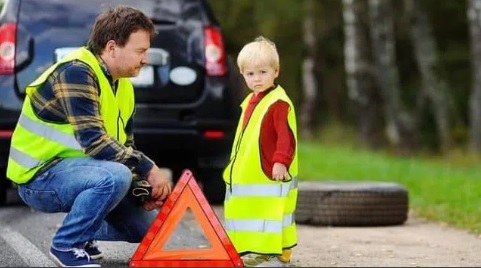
[225,177,298,200]
[9,147,40,169]
[18,113,82,150]
[8,113,83,169]
[7,47,134,184]
[224,179,299,254]
[224,177,298,233]
[225,213,294,233]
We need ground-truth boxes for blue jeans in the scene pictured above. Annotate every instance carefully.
[17,157,157,250]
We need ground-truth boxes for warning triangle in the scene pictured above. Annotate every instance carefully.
[128,169,244,267]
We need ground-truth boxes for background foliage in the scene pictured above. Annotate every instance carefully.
[209,0,472,153]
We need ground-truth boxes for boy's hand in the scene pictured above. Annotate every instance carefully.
[272,162,288,181]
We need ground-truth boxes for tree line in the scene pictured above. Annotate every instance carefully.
[209,0,481,156]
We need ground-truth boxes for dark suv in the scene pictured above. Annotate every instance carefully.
[0,0,243,205]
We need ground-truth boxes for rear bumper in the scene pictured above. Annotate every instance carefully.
[0,126,233,183]
[133,123,235,170]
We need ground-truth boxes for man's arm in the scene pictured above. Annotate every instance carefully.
[49,61,171,208]
[124,116,135,148]
[52,61,154,178]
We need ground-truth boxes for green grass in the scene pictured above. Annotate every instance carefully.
[298,140,481,234]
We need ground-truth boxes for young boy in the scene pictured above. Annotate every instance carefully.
[223,36,298,267]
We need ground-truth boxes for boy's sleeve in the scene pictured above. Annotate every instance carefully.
[271,100,295,166]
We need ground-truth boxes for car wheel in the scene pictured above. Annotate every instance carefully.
[296,181,409,226]
[0,170,7,206]
[197,168,226,205]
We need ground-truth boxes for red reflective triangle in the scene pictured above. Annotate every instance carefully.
[129,169,243,267]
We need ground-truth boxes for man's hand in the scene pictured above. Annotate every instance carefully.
[142,198,164,211]
[144,166,173,210]
[130,174,153,206]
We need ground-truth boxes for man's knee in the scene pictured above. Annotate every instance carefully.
[100,162,132,195]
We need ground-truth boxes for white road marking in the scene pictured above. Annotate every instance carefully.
[0,226,56,267]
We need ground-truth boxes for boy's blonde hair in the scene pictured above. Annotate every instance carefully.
[237,36,280,73]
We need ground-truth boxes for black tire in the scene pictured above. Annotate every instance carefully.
[0,167,8,206]
[197,168,226,205]
[296,181,409,226]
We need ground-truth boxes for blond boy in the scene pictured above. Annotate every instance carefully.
[223,36,299,267]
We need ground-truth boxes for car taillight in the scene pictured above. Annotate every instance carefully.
[0,23,16,75]
[0,130,13,138]
[204,130,225,139]
[204,26,226,76]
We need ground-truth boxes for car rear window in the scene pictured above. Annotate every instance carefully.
[15,0,211,102]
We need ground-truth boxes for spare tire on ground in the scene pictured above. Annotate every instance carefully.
[296,181,409,226]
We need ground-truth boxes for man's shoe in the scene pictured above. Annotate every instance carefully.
[254,256,290,267]
[49,247,100,267]
[84,241,103,260]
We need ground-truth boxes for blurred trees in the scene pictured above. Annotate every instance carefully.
[405,0,454,153]
[367,0,418,153]
[208,0,474,155]
[342,0,383,149]
[468,0,481,153]
[300,0,318,139]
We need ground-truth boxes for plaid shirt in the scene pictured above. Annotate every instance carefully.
[28,58,154,178]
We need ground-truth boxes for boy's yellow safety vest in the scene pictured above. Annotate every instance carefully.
[223,85,299,254]
[7,47,135,184]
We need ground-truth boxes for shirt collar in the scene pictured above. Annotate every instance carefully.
[87,46,116,88]
[96,56,115,86]
[255,83,277,98]
[250,84,277,103]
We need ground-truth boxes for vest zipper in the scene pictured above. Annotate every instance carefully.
[116,111,121,140]
[228,93,268,192]
[228,127,246,193]
[286,125,296,181]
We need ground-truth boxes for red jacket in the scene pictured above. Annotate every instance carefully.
[242,87,295,178]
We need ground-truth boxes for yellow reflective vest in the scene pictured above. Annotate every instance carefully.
[223,85,298,255]
[7,47,135,184]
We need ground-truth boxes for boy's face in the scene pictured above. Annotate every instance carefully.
[241,62,278,94]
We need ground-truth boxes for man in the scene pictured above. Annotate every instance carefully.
[6,5,172,267]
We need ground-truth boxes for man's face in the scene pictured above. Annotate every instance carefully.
[112,30,150,79]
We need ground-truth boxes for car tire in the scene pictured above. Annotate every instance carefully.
[296,181,409,226]
[0,169,7,206]
[197,168,226,205]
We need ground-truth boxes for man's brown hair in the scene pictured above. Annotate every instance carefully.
[88,5,156,55]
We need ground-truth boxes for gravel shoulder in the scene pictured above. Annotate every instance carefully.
[293,211,481,267]
[211,206,481,267]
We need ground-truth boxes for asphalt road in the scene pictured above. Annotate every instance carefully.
[0,189,210,267]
